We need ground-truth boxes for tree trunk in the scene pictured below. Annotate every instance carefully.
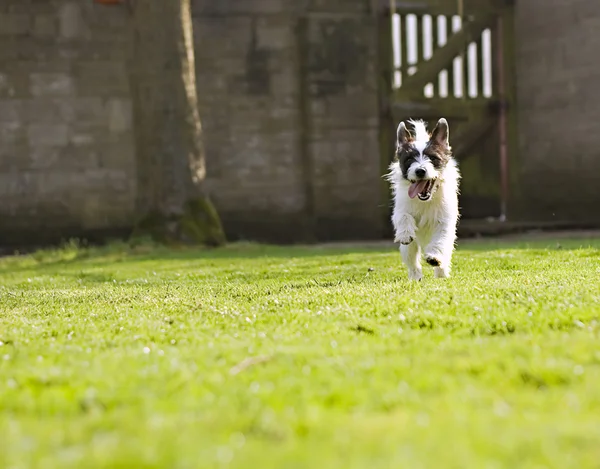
[129,0,225,246]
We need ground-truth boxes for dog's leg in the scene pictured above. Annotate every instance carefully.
[400,242,422,281]
[392,213,417,246]
[424,221,457,278]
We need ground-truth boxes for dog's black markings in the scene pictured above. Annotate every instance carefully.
[395,120,452,180]
[426,256,441,267]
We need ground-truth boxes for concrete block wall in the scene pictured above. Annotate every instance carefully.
[193,0,382,241]
[0,0,382,245]
[192,0,311,242]
[302,1,381,239]
[0,0,135,244]
[513,0,600,224]
[5,0,600,244]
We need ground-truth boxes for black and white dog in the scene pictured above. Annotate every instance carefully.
[387,118,460,280]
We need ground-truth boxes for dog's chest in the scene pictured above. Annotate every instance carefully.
[411,197,444,227]
[414,211,436,233]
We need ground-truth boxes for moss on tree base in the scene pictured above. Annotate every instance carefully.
[133,196,226,247]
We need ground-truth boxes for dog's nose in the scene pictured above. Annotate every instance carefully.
[415,168,426,179]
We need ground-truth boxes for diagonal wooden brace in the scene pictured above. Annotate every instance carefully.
[398,14,495,96]
[379,0,501,16]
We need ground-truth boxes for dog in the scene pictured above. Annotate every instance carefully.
[386,118,460,281]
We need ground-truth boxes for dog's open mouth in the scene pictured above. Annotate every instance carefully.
[408,179,435,201]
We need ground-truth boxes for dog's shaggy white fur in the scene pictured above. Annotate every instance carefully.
[386,118,460,281]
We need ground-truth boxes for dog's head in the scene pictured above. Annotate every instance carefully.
[395,118,452,201]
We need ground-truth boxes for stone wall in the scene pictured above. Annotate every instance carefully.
[513,0,600,224]
[4,0,600,246]
[302,1,382,240]
[192,1,310,242]
[0,0,134,244]
[0,0,382,245]
[193,0,382,241]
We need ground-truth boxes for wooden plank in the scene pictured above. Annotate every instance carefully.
[377,0,503,16]
[399,14,409,82]
[398,14,495,97]
[462,26,470,98]
[490,21,499,98]
[444,16,455,98]
[476,35,485,97]
[391,97,493,120]
[378,12,394,98]
[430,14,439,97]
[391,96,498,160]
[415,14,423,76]
[452,115,496,160]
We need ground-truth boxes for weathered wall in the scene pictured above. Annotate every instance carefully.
[0,0,382,245]
[0,1,134,244]
[193,0,382,241]
[303,1,382,240]
[513,0,600,224]
[193,1,310,242]
[5,0,600,245]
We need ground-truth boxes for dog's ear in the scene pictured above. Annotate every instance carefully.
[396,122,411,146]
[431,118,449,146]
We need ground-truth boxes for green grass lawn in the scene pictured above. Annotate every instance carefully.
[1,236,600,469]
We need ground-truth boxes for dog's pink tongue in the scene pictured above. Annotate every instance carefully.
[408,180,428,199]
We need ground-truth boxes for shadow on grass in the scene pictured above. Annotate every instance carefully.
[0,235,599,275]
[0,240,394,274]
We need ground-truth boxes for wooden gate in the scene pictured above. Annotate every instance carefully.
[377,0,517,226]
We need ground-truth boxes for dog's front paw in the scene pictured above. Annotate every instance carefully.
[425,255,441,267]
[394,234,414,245]
[434,267,450,278]
[408,269,423,281]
